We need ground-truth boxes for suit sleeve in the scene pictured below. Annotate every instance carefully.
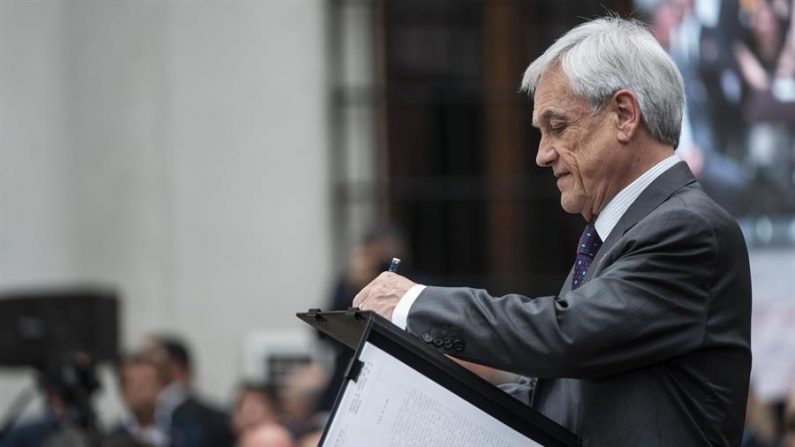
[406,206,720,379]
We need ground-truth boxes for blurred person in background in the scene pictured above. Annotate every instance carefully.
[318,225,516,398]
[787,411,795,447]
[105,353,166,447]
[237,424,293,447]
[278,364,326,441]
[144,336,235,447]
[742,387,776,447]
[785,387,795,447]
[0,387,65,447]
[230,383,281,440]
[734,0,795,214]
[295,430,321,447]
[1,353,102,447]
[317,224,408,412]
[650,0,751,213]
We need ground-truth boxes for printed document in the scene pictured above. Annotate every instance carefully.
[323,342,540,447]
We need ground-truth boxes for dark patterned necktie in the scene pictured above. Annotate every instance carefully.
[572,224,603,290]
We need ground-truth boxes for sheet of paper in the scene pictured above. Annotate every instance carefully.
[323,342,541,447]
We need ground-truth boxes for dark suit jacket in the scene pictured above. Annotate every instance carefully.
[0,417,56,447]
[406,162,751,446]
[104,425,154,447]
[169,397,234,447]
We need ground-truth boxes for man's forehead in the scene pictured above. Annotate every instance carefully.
[532,68,565,117]
[531,71,589,126]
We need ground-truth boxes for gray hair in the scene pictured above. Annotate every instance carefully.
[521,17,684,147]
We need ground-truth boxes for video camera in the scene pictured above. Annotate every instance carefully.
[0,287,118,446]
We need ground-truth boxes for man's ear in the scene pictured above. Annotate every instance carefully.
[612,89,640,143]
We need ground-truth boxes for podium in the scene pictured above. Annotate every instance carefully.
[297,309,579,447]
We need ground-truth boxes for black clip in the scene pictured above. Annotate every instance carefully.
[345,306,361,319]
[345,358,364,382]
[307,308,324,321]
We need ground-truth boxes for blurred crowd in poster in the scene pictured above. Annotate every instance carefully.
[644,0,795,433]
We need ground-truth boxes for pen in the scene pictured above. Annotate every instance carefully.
[388,257,401,273]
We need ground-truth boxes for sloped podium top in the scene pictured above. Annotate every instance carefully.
[297,308,579,447]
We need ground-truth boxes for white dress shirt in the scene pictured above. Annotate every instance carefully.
[391,154,682,330]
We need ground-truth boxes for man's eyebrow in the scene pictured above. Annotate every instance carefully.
[532,109,567,128]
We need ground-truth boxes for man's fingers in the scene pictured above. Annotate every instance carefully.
[352,285,368,307]
[351,272,392,308]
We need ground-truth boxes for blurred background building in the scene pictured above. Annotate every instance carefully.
[0,0,794,446]
[0,0,333,425]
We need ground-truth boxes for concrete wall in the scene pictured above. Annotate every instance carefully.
[0,0,331,421]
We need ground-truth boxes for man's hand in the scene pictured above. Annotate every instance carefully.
[352,272,417,321]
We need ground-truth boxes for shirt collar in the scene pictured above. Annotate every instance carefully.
[593,154,680,241]
[155,382,189,422]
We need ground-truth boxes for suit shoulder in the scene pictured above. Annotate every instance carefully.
[177,396,228,418]
[651,183,743,238]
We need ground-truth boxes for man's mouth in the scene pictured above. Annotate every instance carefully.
[555,172,570,188]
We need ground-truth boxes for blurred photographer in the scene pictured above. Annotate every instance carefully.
[0,352,101,447]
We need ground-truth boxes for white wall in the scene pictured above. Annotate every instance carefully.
[0,0,331,421]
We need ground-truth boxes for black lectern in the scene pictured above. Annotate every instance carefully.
[297,308,579,447]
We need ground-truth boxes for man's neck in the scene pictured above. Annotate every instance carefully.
[133,409,156,427]
[591,153,680,241]
[588,138,675,222]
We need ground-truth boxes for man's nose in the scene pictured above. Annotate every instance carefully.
[536,137,557,167]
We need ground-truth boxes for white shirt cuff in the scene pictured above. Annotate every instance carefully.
[391,284,426,330]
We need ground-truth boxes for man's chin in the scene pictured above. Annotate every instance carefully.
[560,196,588,218]
[559,197,579,215]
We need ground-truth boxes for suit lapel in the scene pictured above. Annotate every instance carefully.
[584,161,697,282]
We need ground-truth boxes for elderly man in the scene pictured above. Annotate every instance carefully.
[353,17,751,446]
